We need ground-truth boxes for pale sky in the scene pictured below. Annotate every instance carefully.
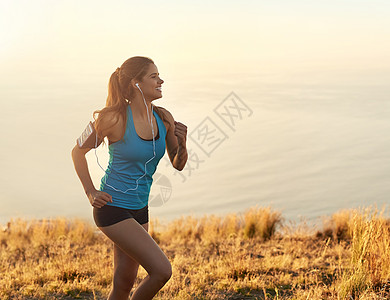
[1,0,389,76]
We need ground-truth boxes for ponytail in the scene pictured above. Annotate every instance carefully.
[93,70,129,140]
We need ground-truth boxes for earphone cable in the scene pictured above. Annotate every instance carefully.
[94,85,156,193]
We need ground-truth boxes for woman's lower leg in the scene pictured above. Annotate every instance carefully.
[108,276,137,300]
[130,269,172,300]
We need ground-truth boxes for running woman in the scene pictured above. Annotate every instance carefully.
[71,56,188,300]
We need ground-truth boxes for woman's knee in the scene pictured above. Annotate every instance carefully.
[153,261,172,283]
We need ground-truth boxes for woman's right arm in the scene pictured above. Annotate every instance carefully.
[71,140,112,208]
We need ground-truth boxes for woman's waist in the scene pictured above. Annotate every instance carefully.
[100,185,150,208]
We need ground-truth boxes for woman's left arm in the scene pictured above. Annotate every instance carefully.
[172,120,188,171]
[161,108,188,171]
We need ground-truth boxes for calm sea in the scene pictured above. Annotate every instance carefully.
[1,68,389,228]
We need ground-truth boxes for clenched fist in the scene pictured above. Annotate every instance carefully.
[174,121,187,147]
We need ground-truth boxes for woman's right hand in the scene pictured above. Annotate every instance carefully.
[87,189,113,208]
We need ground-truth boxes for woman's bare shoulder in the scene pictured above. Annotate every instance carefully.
[96,110,123,137]
[156,106,175,131]
[156,106,174,122]
[99,110,120,125]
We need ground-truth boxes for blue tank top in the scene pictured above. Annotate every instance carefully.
[99,105,167,209]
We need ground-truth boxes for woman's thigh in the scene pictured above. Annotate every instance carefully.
[113,222,149,275]
[99,219,170,275]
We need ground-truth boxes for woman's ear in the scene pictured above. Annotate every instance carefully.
[130,79,139,89]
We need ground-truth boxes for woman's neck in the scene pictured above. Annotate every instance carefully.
[129,97,153,122]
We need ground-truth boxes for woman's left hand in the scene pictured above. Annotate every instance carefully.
[174,121,187,147]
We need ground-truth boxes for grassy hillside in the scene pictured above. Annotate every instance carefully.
[1,206,389,299]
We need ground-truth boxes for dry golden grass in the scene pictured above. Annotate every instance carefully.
[0,206,389,299]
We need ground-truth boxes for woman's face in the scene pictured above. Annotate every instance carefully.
[138,63,164,101]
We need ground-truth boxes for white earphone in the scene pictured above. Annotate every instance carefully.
[94,82,156,193]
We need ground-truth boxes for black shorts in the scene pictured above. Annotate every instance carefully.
[93,204,149,227]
